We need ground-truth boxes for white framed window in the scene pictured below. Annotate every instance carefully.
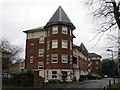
[46,55,49,64]
[62,26,68,34]
[52,54,58,63]
[70,55,72,64]
[52,71,57,78]
[31,32,34,38]
[38,62,44,70]
[52,26,58,34]
[70,41,72,50]
[48,30,50,36]
[90,61,92,65]
[62,55,68,63]
[30,56,33,63]
[62,40,68,48]
[96,61,99,65]
[39,49,44,57]
[47,41,50,50]
[52,40,58,48]
[39,36,44,43]
[96,66,99,70]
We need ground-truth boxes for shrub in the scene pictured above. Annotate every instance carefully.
[48,79,61,83]
[3,69,34,86]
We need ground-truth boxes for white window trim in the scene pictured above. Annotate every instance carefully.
[62,40,68,49]
[39,49,44,57]
[52,26,58,34]
[47,41,50,50]
[52,71,57,78]
[38,62,44,70]
[30,56,33,63]
[52,40,58,48]
[62,54,68,63]
[62,26,68,34]
[51,54,58,63]
[39,36,44,43]
[46,55,49,64]
[70,41,72,50]
[70,55,72,64]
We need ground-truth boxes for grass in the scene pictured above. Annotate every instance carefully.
[111,83,120,88]
[107,83,120,88]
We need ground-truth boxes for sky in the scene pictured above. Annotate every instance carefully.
[1,0,118,59]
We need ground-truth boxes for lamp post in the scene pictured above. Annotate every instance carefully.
[106,49,115,84]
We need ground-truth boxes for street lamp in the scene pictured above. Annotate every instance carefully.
[106,49,115,84]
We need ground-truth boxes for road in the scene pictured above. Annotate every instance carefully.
[48,78,120,88]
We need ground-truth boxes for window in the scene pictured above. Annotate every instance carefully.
[47,41,50,50]
[52,26,58,34]
[96,61,99,65]
[38,62,44,70]
[39,36,44,43]
[48,30,50,36]
[90,61,92,65]
[31,32,34,38]
[62,55,68,63]
[62,26,68,34]
[52,54,58,63]
[70,55,72,64]
[70,41,72,50]
[30,56,33,63]
[96,66,99,70]
[62,40,68,48]
[52,40,58,48]
[46,55,49,64]
[52,71,57,78]
[39,49,44,57]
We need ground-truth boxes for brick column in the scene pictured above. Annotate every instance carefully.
[34,70,39,88]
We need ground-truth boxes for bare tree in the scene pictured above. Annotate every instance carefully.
[83,0,120,42]
[83,0,120,77]
[1,38,23,72]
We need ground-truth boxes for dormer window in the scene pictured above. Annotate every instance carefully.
[52,26,58,34]
[62,26,68,34]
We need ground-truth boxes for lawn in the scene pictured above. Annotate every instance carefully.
[111,83,120,88]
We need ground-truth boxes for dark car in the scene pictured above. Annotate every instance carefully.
[86,74,99,79]
[80,75,87,79]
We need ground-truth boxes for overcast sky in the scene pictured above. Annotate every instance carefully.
[1,0,118,59]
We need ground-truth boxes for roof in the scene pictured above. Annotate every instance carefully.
[45,6,75,30]
[73,43,89,55]
[80,43,89,54]
[23,26,46,33]
[89,53,102,58]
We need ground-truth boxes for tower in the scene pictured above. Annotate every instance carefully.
[24,6,76,82]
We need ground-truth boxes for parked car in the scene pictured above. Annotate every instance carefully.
[86,74,100,79]
[80,75,87,79]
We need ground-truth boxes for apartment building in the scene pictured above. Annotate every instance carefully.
[23,6,102,82]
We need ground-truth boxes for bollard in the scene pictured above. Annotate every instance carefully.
[109,79,111,89]
[113,77,115,84]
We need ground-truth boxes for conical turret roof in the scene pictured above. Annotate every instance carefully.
[45,6,75,29]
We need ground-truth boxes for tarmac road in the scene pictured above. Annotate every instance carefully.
[48,78,120,88]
